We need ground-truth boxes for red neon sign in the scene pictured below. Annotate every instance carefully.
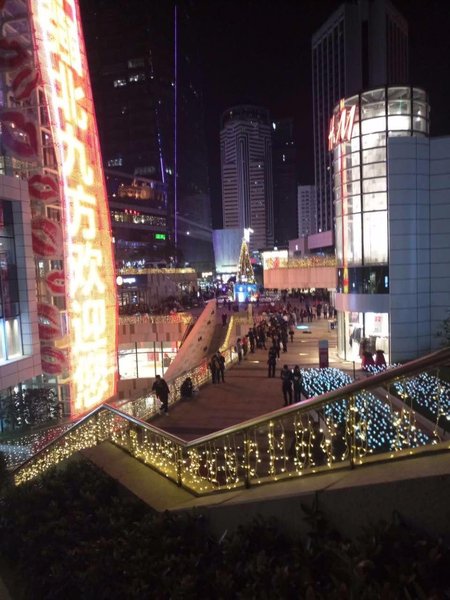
[328,103,357,151]
[30,0,117,414]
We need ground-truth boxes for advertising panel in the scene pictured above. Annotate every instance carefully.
[30,0,117,414]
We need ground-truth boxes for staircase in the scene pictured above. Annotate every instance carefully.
[207,323,229,355]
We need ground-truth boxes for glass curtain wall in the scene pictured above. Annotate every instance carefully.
[118,341,180,379]
[332,87,430,361]
[0,201,22,363]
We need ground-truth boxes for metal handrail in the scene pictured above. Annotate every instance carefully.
[183,345,450,445]
[11,345,450,489]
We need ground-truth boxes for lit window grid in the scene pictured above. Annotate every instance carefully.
[333,87,429,268]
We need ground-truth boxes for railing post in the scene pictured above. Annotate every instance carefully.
[349,394,356,469]
[176,446,183,487]
[243,430,250,489]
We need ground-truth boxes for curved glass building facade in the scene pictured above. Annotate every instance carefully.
[330,86,430,361]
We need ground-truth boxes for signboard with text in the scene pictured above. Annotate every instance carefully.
[31,0,117,414]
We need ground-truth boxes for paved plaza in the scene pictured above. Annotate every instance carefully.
[151,316,357,440]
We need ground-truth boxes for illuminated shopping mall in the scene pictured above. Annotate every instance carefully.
[330,85,450,363]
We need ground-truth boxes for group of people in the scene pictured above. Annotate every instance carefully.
[233,305,308,407]
[209,351,226,383]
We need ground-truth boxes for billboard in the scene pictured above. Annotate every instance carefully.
[30,0,117,414]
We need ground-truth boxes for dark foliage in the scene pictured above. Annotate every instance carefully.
[0,460,449,599]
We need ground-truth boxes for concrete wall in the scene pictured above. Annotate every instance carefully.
[264,266,336,290]
[164,300,218,381]
[430,137,450,345]
[387,137,431,361]
[118,314,193,344]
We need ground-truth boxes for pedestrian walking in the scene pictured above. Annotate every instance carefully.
[236,338,243,362]
[222,312,228,326]
[289,326,295,343]
[216,351,225,382]
[273,336,280,358]
[281,329,288,353]
[292,365,303,403]
[152,374,170,414]
[242,336,249,357]
[209,355,219,383]
[280,364,293,406]
[267,346,277,377]
[248,328,255,353]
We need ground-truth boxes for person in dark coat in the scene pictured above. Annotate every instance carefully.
[281,329,288,353]
[216,351,225,382]
[292,365,303,403]
[152,374,170,414]
[180,377,193,399]
[267,347,277,377]
[248,329,255,353]
[280,365,293,406]
[209,355,219,383]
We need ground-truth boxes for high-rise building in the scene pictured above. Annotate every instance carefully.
[220,106,274,251]
[312,0,408,234]
[80,0,213,271]
[272,119,297,246]
[297,185,316,238]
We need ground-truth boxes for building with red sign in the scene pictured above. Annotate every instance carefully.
[331,85,450,363]
[0,0,117,423]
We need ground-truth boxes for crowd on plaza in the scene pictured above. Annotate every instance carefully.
[226,295,336,407]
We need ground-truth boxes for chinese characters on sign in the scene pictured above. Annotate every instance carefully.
[31,0,117,414]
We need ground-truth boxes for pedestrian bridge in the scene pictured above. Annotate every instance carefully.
[11,308,450,519]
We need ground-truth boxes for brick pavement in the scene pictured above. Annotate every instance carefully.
[151,317,357,440]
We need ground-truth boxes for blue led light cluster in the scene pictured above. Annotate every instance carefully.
[301,368,430,452]
[392,372,450,429]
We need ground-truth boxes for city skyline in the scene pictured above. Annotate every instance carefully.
[185,0,450,228]
[78,0,450,232]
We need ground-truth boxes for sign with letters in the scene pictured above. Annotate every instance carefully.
[328,104,357,151]
[31,0,117,414]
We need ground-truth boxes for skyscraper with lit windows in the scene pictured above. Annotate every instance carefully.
[312,0,408,235]
[220,105,274,251]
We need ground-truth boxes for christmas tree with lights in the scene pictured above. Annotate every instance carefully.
[237,238,255,283]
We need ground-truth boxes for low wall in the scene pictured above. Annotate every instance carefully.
[118,313,193,344]
[264,266,336,289]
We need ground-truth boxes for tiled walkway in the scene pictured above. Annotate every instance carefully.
[151,317,357,440]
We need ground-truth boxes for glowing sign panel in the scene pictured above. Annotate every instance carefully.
[328,104,357,151]
[31,0,117,414]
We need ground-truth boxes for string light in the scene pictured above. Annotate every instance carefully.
[11,364,450,493]
[266,256,337,269]
[119,313,194,326]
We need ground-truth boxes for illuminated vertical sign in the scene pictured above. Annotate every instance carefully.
[30,0,117,413]
[328,103,356,151]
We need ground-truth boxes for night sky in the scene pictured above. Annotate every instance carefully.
[190,0,450,227]
[82,0,450,228]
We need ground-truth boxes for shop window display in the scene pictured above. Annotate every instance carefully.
[118,341,180,380]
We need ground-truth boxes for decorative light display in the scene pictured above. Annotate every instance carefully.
[30,0,118,414]
[236,239,255,283]
[392,372,450,437]
[265,256,337,269]
[118,267,196,276]
[12,361,450,493]
[119,313,194,326]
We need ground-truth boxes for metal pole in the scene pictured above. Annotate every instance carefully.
[174,4,178,252]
